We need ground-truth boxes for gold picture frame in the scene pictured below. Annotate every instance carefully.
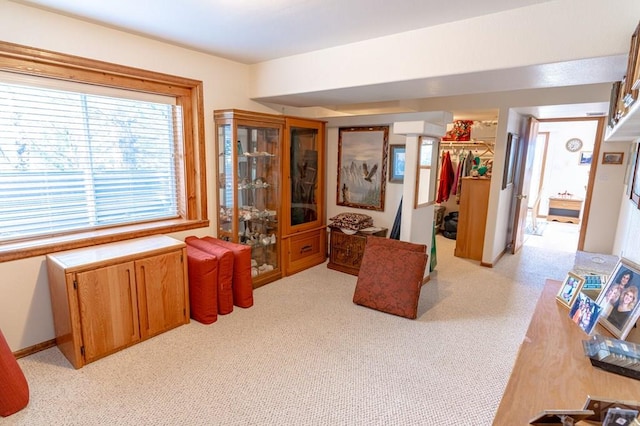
[337,126,388,211]
[556,272,585,309]
[602,152,624,165]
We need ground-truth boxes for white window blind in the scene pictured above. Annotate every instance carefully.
[0,80,183,242]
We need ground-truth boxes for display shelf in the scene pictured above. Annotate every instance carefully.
[214,109,284,288]
[214,110,327,285]
[606,99,640,142]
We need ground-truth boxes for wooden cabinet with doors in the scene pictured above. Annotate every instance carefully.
[281,116,327,275]
[454,177,490,261]
[214,110,327,284]
[328,227,388,275]
[46,235,189,369]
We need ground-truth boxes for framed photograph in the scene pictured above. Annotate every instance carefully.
[609,81,622,128]
[627,22,640,97]
[625,142,638,196]
[569,291,602,335]
[603,407,639,426]
[579,151,593,165]
[602,152,624,165]
[631,143,640,206]
[595,258,640,340]
[556,272,585,308]
[388,145,405,183]
[583,396,640,423]
[337,126,388,211]
[529,410,594,425]
[502,132,518,189]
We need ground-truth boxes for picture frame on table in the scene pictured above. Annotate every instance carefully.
[602,408,639,426]
[602,152,624,165]
[583,395,640,424]
[388,145,405,183]
[569,291,602,335]
[337,126,389,211]
[556,272,585,309]
[595,258,640,340]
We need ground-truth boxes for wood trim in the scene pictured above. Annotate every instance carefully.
[0,41,201,93]
[13,339,56,359]
[0,41,208,256]
[578,117,606,251]
[0,219,209,263]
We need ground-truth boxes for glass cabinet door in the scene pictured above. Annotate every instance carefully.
[286,118,324,234]
[236,124,280,277]
[215,110,283,286]
[217,123,234,239]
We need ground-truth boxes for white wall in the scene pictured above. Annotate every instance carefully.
[613,142,640,264]
[0,2,267,351]
[582,140,629,253]
[325,112,450,227]
[483,108,526,265]
[250,0,640,101]
[537,121,598,214]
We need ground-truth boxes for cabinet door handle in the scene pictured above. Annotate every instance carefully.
[300,245,312,253]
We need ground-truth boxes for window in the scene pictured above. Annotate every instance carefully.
[0,42,207,261]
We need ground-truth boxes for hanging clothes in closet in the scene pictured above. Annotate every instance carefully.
[436,151,454,203]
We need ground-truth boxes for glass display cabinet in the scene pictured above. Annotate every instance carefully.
[214,109,284,287]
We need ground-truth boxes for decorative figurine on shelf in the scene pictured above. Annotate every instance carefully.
[470,156,490,177]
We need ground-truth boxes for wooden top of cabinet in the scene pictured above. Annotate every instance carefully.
[493,279,640,425]
[46,235,185,271]
[549,197,583,202]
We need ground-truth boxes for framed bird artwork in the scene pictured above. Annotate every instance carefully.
[337,126,389,211]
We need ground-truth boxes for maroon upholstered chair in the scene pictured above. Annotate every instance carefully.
[0,329,29,417]
[353,236,428,319]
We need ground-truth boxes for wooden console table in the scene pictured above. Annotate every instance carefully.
[548,197,583,224]
[493,279,640,425]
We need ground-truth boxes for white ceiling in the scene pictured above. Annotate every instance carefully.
[15,0,556,64]
[12,0,624,120]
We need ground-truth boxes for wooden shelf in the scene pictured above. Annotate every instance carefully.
[494,279,640,425]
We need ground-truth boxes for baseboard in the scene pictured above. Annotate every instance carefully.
[481,247,508,268]
[13,339,56,359]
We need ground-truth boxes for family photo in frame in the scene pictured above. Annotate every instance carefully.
[595,259,640,340]
[556,272,585,309]
[569,291,602,335]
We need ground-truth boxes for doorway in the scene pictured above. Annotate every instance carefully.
[522,118,601,252]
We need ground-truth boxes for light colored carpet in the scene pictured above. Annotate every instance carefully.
[5,233,577,426]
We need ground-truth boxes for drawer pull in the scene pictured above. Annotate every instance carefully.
[300,245,313,253]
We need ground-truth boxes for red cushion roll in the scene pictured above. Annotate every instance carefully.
[185,245,218,324]
[185,237,234,315]
[202,236,254,308]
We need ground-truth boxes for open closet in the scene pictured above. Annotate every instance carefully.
[436,120,497,243]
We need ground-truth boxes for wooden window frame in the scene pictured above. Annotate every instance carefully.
[0,41,208,261]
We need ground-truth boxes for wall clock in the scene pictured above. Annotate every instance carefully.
[565,138,583,152]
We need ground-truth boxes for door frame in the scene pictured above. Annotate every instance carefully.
[516,116,606,252]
